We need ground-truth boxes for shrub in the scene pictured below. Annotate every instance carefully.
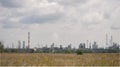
[76,50,83,55]
[65,50,73,53]
[0,41,4,53]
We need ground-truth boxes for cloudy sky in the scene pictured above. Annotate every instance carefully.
[0,0,120,48]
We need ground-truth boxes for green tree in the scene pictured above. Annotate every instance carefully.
[76,50,83,55]
[0,41,4,53]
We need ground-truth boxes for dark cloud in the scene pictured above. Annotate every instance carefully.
[21,13,63,24]
[0,0,25,8]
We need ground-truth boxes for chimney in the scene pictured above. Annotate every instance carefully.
[106,34,108,45]
[28,32,30,49]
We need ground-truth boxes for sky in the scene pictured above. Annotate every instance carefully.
[0,0,120,48]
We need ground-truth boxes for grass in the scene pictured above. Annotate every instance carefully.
[0,53,119,66]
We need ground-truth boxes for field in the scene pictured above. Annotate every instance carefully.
[0,53,119,66]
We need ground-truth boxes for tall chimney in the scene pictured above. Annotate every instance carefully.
[87,40,89,48]
[111,36,113,46]
[106,34,108,45]
[28,32,30,49]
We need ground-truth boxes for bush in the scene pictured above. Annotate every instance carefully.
[0,41,4,53]
[65,50,73,53]
[76,50,83,55]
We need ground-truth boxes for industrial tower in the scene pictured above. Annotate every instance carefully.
[106,34,113,46]
[106,34,108,45]
[28,32,30,49]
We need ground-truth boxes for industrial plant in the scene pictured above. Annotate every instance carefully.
[1,32,119,53]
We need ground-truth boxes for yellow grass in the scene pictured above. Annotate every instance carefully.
[0,53,119,66]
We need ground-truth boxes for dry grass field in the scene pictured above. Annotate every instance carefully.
[0,53,119,66]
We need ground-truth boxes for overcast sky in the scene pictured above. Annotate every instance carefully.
[0,0,120,48]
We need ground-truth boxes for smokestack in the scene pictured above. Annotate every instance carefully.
[111,36,113,46]
[87,40,88,48]
[106,34,108,45]
[28,32,30,49]
[23,41,25,49]
[18,40,21,49]
[89,43,91,49]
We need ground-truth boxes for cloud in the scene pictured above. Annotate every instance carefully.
[21,13,63,24]
[48,0,89,6]
[0,0,64,29]
[111,22,120,30]
[2,24,19,29]
[0,0,26,8]
[111,26,120,30]
[0,18,21,29]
